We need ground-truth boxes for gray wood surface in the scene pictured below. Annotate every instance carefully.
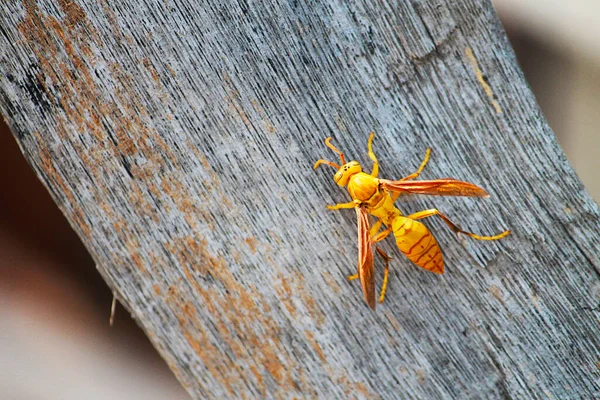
[2,0,599,398]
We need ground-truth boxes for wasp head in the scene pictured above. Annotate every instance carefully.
[333,161,362,186]
[314,137,363,186]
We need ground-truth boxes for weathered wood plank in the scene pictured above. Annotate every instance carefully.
[1,0,599,398]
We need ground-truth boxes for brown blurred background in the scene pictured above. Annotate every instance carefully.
[0,127,190,399]
[1,2,598,399]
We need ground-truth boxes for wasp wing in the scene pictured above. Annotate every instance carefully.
[380,179,489,197]
[356,206,376,310]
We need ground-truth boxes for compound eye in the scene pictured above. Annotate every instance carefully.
[334,169,343,182]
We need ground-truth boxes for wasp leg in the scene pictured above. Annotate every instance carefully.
[402,148,431,181]
[391,148,432,201]
[348,249,391,286]
[373,227,392,243]
[369,222,394,303]
[369,219,382,237]
[376,247,392,304]
[326,201,358,210]
[406,209,510,240]
[348,220,392,281]
[367,132,379,178]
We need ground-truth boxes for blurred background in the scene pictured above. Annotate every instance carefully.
[494,0,600,200]
[1,2,598,399]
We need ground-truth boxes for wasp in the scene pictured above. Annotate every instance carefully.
[314,133,510,310]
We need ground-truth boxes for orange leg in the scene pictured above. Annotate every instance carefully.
[326,201,359,210]
[391,148,431,201]
[349,220,394,304]
[372,227,393,243]
[367,132,379,177]
[347,245,391,280]
[375,247,392,304]
[369,219,383,237]
[348,220,392,281]
[371,224,393,303]
[406,209,510,240]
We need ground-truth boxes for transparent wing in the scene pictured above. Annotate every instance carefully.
[380,179,489,197]
[356,206,376,310]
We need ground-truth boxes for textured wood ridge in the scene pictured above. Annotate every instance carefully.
[2,0,600,398]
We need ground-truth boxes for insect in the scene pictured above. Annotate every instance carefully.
[314,133,510,310]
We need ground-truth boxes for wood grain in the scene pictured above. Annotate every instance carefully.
[1,0,599,398]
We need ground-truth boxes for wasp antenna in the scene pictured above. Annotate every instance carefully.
[314,159,341,170]
[324,137,346,164]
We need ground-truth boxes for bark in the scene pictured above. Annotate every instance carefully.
[1,0,599,398]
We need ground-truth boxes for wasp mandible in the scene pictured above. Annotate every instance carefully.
[314,133,510,310]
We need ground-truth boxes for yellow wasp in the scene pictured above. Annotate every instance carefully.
[314,133,510,310]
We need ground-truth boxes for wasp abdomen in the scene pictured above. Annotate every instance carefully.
[392,216,444,274]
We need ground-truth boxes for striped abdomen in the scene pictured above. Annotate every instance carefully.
[392,216,444,274]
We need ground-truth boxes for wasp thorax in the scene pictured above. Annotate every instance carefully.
[334,161,362,186]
